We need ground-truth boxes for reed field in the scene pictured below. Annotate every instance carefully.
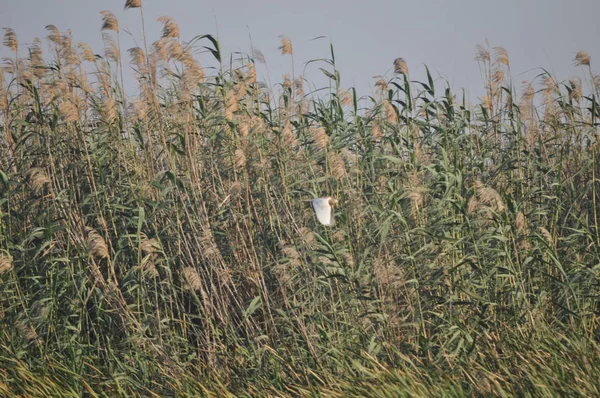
[1,2,600,396]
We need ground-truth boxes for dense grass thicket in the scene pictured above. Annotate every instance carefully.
[2,4,600,396]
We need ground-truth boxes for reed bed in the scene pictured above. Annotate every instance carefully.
[1,4,600,396]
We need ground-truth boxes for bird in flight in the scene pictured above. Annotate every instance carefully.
[310,197,338,226]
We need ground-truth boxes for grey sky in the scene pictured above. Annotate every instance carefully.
[1,0,598,101]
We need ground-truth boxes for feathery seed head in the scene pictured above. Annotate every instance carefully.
[282,246,301,267]
[104,35,120,62]
[492,69,504,86]
[312,127,329,150]
[384,100,398,124]
[494,47,509,66]
[2,28,18,53]
[375,77,388,92]
[371,121,382,140]
[0,253,13,275]
[283,73,292,89]
[59,101,79,123]
[182,267,202,291]
[515,211,526,232]
[338,89,352,107]
[475,44,490,63]
[78,42,96,62]
[124,0,142,9]
[128,47,146,68]
[100,11,119,32]
[539,227,554,247]
[574,51,590,66]
[281,122,297,149]
[393,57,409,74]
[234,148,247,170]
[330,154,347,180]
[86,227,110,260]
[45,25,62,44]
[158,16,180,38]
[246,62,256,84]
[27,167,50,193]
[569,78,582,102]
[294,75,304,96]
[140,235,160,254]
[251,47,265,64]
[542,76,557,94]
[278,35,293,55]
[521,81,534,102]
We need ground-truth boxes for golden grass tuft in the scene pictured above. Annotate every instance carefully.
[100,11,119,33]
[515,211,526,232]
[2,28,18,53]
[312,127,329,150]
[251,47,265,64]
[182,267,202,291]
[229,181,242,197]
[27,168,50,193]
[140,235,160,255]
[0,253,13,275]
[521,81,534,102]
[86,227,110,260]
[78,42,96,62]
[124,0,142,9]
[393,57,409,75]
[569,78,582,102]
[338,89,352,107]
[278,35,293,55]
[375,77,388,93]
[371,121,382,141]
[45,25,62,44]
[539,227,554,247]
[384,100,398,124]
[234,149,247,170]
[475,43,490,63]
[283,73,292,89]
[466,194,478,215]
[15,321,39,342]
[475,180,506,212]
[373,257,404,289]
[406,190,424,219]
[330,153,347,180]
[281,121,298,149]
[246,62,256,84]
[574,51,590,66]
[493,47,510,66]
[225,90,239,120]
[58,100,79,123]
[158,16,180,39]
[281,246,301,267]
[481,95,492,110]
[102,97,118,124]
[104,35,120,63]
[128,47,146,68]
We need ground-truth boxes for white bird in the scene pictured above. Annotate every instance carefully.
[309,197,338,226]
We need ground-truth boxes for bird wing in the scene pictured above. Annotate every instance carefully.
[312,198,332,225]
